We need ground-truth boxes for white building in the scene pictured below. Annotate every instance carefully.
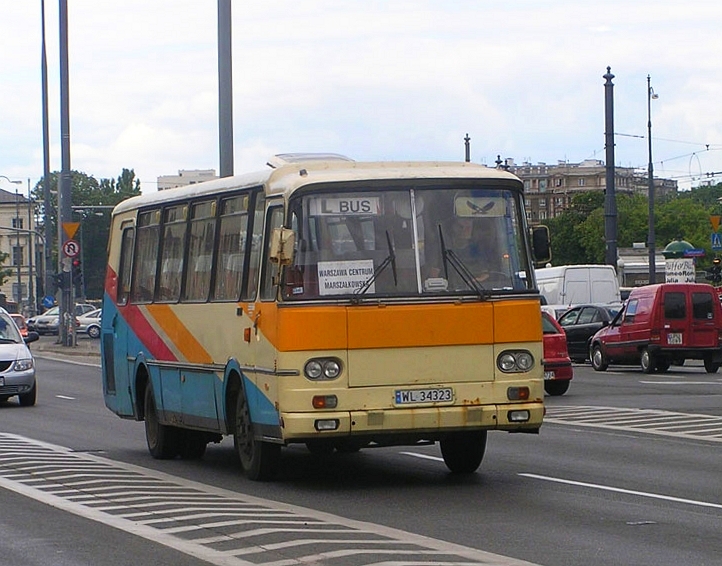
[157,169,217,190]
[0,188,38,314]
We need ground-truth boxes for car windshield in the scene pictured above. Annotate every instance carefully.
[0,314,23,342]
[284,184,534,301]
[43,306,59,316]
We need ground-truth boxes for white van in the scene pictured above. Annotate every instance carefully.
[535,264,621,306]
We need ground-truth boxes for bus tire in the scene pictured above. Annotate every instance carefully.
[144,386,180,459]
[704,359,720,373]
[179,430,208,460]
[440,430,487,474]
[234,390,280,481]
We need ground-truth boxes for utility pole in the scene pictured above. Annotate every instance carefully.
[218,0,234,177]
[58,0,74,346]
[603,66,618,269]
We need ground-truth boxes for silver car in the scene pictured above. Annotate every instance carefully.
[0,308,39,406]
[27,303,96,335]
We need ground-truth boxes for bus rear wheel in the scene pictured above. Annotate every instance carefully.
[234,390,280,481]
[144,386,180,459]
[440,430,487,473]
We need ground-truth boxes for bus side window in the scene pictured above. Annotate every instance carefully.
[243,195,265,301]
[117,227,135,305]
[260,206,285,301]
[131,210,160,304]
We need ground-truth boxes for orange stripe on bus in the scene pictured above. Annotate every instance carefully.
[145,304,214,363]
[255,300,540,352]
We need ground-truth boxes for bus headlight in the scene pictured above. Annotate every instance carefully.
[304,358,343,380]
[497,350,534,373]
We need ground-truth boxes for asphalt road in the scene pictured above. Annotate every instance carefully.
[1,354,720,566]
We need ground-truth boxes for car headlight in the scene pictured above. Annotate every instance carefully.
[14,358,34,372]
[304,357,343,380]
[497,350,534,373]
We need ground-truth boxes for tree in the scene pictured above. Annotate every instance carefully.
[31,169,142,300]
[543,185,722,271]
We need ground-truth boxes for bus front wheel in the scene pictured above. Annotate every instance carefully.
[234,390,280,481]
[144,386,180,459]
[440,430,487,473]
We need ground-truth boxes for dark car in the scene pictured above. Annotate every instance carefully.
[557,304,621,363]
[542,311,573,396]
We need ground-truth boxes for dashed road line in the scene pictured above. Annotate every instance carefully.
[0,433,541,566]
[545,405,722,442]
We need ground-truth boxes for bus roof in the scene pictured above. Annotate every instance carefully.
[111,156,522,216]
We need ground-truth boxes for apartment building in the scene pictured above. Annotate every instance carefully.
[502,158,677,223]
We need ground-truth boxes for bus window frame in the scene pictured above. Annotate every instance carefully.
[260,203,286,302]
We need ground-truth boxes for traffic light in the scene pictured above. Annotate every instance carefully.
[708,257,722,285]
[72,258,83,286]
[54,271,69,290]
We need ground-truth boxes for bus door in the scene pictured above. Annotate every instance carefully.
[102,225,137,417]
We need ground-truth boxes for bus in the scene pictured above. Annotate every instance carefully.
[101,154,550,480]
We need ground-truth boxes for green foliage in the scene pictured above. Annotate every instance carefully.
[544,183,722,271]
[31,169,142,299]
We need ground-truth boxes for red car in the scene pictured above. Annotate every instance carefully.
[542,311,573,396]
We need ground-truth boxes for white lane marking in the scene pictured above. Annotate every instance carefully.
[639,381,722,385]
[519,473,722,511]
[0,433,542,566]
[545,406,722,442]
[55,395,75,400]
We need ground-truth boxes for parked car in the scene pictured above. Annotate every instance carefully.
[557,304,622,363]
[0,307,40,406]
[77,308,102,339]
[27,304,96,335]
[590,283,722,374]
[10,313,29,338]
[542,311,573,396]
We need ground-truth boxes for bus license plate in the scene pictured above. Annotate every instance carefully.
[395,388,453,405]
[668,332,682,345]
[544,370,555,380]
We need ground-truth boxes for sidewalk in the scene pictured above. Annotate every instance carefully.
[31,336,101,365]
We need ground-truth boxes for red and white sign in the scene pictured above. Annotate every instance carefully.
[62,239,80,258]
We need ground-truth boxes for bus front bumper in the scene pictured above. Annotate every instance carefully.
[280,402,544,442]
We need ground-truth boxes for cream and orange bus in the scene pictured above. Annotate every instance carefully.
[101,154,550,480]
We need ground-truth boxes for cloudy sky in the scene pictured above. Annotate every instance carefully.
[2,1,722,195]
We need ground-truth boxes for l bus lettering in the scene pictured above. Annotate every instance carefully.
[322,199,373,214]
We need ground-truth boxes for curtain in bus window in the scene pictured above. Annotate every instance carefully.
[213,195,249,301]
[184,200,216,302]
[131,210,160,303]
[157,205,187,302]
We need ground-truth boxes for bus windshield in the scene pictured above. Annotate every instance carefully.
[284,184,533,300]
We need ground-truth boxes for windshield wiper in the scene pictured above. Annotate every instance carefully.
[438,224,488,298]
[355,231,397,295]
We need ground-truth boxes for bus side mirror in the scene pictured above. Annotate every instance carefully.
[269,227,296,265]
[531,225,551,265]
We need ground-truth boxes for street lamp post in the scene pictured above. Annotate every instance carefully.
[15,189,22,312]
[647,74,659,284]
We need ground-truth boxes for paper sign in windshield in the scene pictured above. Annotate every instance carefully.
[317,260,375,295]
